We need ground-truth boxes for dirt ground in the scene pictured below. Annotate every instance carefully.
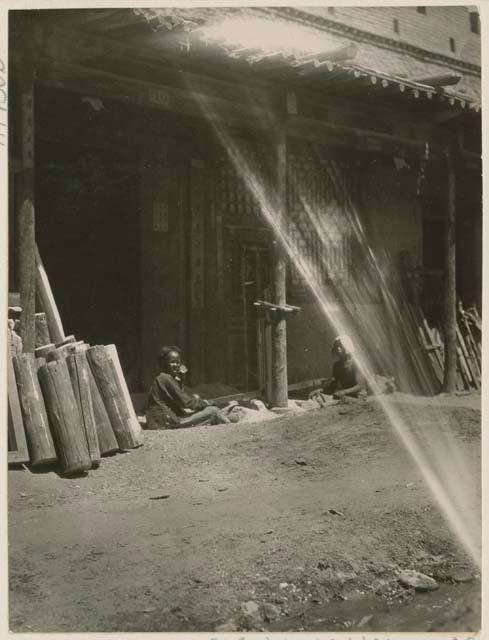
[8,393,481,633]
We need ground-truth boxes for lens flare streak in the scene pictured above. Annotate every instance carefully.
[189,87,480,568]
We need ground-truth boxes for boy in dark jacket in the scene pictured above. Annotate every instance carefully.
[146,346,230,429]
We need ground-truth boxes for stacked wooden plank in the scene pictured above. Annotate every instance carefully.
[8,247,142,474]
[417,303,481,393]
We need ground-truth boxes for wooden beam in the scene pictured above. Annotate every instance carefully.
[443,144,457,393]
[36,59,272,132]
[287,114,446,158]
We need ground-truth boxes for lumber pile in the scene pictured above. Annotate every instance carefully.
[8,247,142,474]
[417,303,481,393]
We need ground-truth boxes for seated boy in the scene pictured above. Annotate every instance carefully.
[311,335,367,403]
[145,346,230,429]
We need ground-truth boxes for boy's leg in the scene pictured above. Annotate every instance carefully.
[179,405,230,427]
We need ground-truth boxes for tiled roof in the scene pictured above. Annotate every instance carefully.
[135,7,481,112]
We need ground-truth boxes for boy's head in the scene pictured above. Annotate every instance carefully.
[332,335,355,359]
[159,346,182,377]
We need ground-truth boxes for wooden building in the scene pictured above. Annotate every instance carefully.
[8,7,481,399]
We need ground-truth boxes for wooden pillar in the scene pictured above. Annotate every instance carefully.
[17,27,36,352]
[443,145,457,393]
[271,99,288,407]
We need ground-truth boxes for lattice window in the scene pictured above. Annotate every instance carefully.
[287,155,354,302]
[217,144,271,228]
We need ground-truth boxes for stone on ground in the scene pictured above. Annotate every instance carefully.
[399,569,439,592]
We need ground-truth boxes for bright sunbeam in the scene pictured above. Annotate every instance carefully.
[187,85,480,569]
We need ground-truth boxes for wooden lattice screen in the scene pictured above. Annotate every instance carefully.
[287,155,356,303]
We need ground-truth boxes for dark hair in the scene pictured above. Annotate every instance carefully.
[158,345,181,368]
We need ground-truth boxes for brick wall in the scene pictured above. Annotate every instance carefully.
[302,6,480,67]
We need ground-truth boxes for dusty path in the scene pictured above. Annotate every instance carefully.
[8,395,481,632]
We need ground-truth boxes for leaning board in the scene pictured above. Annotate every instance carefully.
[8,342,30,465]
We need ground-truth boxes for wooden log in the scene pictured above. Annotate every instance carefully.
[88,365,120,456]
[35,343,55,359]
[74,345,119,456]
[35,357,46,371]
[34,244,66,345]
[38,360,91,475]
[66,353,101,466]
[87,346,140,450]
[8,342,30,465]
[13,353,57,467]
[35,312,51,348]
[105,344,141,439]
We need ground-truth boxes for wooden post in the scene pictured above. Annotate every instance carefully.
[271,98,288,407]
[443,146,457,394]
[38,360,92,475]
[13,353,57,466]
[17,29,36,352]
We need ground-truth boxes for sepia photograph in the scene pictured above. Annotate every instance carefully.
[4,1,483,634]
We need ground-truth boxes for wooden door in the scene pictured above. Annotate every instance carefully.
[225,229,271,391]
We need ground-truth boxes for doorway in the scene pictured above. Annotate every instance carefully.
[35,140,141,389]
